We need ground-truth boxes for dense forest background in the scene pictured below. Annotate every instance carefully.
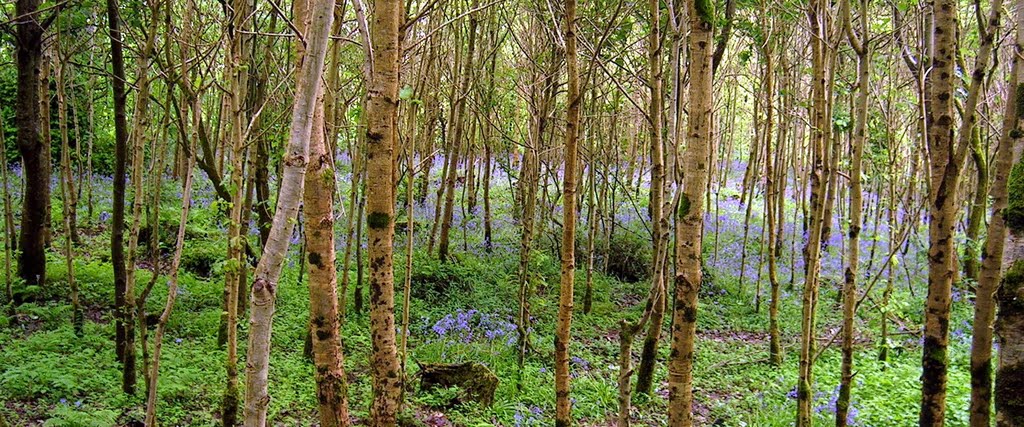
[0,0,1023,425]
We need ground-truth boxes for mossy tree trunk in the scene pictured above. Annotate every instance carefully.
[995,16,1024,417]
[222,0,251,422]
[365,0,403,423]
[634,0,667,396]
[797,0,834,423]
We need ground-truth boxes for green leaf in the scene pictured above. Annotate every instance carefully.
[399,86,414,101]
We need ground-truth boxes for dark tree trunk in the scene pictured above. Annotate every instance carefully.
[107,0,131,383]
[14,0,48,294]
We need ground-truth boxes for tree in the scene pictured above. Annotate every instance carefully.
[13,0,51,294]
[437,0,479,261]
[919,0,994,418]
[222,0,252,422]
[994,4,1024,423]
[797,0,835,423]
[666,0,713,424]
[300,0,350,421]
[633,0,667,395]
[242,0,336,422]
[837,0,868,424]
[977,2,1022,419]
[106,0,131,391]
[554,0,581,424]
[364,0,403,423]
[143,146,196,426]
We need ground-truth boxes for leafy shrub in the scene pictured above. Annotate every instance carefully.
[601,232,651,283]
[180,240,225,278]
[409,255,478,302]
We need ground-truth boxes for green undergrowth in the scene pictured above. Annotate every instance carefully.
[0,198,977,426]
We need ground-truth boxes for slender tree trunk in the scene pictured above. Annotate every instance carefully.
[965,133,988,284]
[975,26,1019,427]
[798,0,833,422]
[583,139,598,315]
[635,0,667,395]
[355,186,366,315]
[762,29,782,367]
[120,2,161,397]
[243,0,336,422]
[54,50,82,336]
[143,147,195,426]
[0,116,14,323]
[555,0,580,423]
[339,138,362,320]
[836,1,868,424]
[438,1,479,261]
[221,0,251,422]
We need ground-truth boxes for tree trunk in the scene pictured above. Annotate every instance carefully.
[798,0,833,422]
[365,0,403,423]
[303,60,351,427]
[761,22,782,367]
[14,0,47,295]
[222,0,251,422]
[54,49,82,336]
[965,133,989,285]
[634,0,667,395]
[0,115,15,323]
[667,0,713,424]
[976,7,1021,422]
[921,0,994,418]
[555,0,580,424]
[992,5,1024,426]
[143,146,195,426]
[243,0,335,422]
[837,1,868,424]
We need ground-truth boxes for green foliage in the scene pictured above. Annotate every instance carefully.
[601,232,651,283]
[1006,159,1024,233]
[180,239,226,277]
[44,405,119,427]
[695,0,716,26]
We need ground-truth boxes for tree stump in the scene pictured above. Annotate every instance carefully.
[419,362,498,407]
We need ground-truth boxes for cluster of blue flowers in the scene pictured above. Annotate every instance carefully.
[428,309,517,346]
[512,405,544,426]
[786,384,859,425]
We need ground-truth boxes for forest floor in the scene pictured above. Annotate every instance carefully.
[0,173,979,426]
[0,242,977,426]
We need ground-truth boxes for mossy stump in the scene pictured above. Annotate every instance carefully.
[419,362,498,407]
